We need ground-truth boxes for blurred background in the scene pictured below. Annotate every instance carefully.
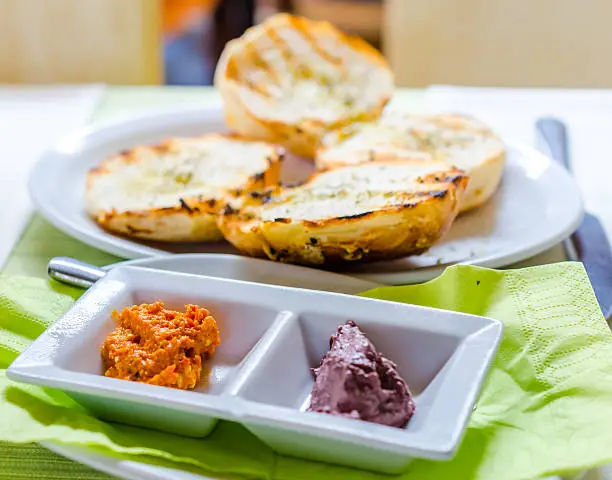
[163,0,383,85]
[1,0,611,88]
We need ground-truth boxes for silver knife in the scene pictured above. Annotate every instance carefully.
[536,117,612,319]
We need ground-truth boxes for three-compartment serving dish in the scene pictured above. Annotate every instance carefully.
[8,264,502,474]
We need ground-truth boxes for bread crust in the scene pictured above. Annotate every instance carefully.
[217,160,469,265]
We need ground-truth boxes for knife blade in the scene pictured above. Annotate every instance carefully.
[536,117,612,319]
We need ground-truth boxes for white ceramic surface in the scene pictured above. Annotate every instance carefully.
[0,85,103,269]
[10,266,501,475]
[28,106,583,284]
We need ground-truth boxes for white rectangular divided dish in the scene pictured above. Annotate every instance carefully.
[8,266,502,474]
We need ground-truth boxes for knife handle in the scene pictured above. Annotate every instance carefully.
[536,117,579,261]
[536,118,571,171]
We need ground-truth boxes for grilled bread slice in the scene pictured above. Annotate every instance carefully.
[217,159,469,266]
[85,133,283,242]
[214,13,394,158]
[317,113,505,211]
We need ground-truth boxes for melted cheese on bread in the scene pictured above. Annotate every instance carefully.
[258,161,457,221]
[217,159,469,265]
[317,113,505,211]
[85,133,283,242]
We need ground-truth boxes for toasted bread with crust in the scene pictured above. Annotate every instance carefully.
[317,113,505,211]
[217,159,469,266]
[214,13,394,158]
[85,133,283,242]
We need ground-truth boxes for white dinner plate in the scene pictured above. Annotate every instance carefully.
[28,105,583,284]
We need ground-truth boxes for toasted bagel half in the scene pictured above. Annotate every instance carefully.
[217,159,469,266]
[214,13,394,158]
[317,113,505,211]
[85,133,283,242]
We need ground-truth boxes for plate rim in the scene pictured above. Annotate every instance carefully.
[27,107,584,284]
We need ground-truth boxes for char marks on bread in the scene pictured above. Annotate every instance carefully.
[214,13,394,158]
[217,158,469,265]
[85,133,283,242]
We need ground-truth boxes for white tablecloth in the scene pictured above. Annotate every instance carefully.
[0,85,104,269]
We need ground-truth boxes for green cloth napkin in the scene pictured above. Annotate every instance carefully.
[3,262,612,480]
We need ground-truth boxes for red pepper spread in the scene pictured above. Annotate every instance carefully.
[101,301,220,389]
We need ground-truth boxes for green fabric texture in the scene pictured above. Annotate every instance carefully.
[0,443,111,480]
[2,262,612,480]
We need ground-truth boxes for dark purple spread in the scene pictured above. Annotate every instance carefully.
[307,321,415,428]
